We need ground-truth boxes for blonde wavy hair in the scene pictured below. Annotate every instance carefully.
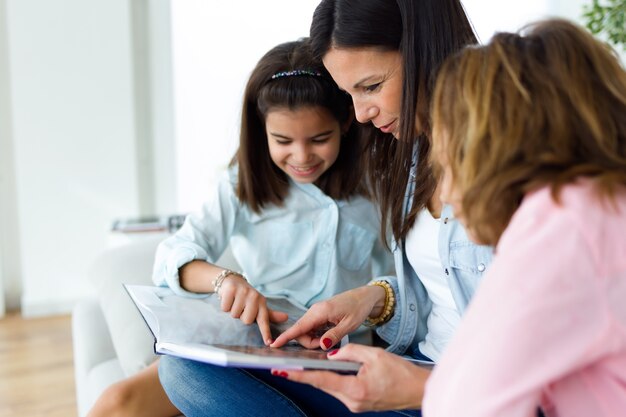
[431,18,626,246]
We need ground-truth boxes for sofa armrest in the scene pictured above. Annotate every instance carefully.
[72,297,119,417]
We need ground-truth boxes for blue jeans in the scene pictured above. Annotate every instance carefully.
[159,356,422,417]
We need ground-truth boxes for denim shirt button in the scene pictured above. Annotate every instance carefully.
[443,217,449,224]
[409,304,416,311]
[477,263,486,272]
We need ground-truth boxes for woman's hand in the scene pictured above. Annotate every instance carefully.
[218,275,288,345]
[271,285,385,350]
[272,344,430,412]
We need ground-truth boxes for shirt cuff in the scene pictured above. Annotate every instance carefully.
[159,246,211,298]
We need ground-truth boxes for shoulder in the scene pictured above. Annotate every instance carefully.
[225,164,239,185]
[516,180,624,229]
[210,165,238,195]
[204,165,241,211]
[501,181,626,265]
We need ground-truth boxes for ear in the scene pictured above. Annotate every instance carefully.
[341,109,355,135]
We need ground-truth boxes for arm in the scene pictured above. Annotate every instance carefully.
[152,170,239,295]
[271,284,387,349]
[180,260,287,344]
[152,170,287,343]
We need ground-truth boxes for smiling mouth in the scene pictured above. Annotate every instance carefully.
[288,163,321,176]
[377,120,396,133]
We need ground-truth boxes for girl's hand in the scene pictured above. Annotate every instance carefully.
[272,344,430,412]
[270,285,384,350]
[218,275,288,345]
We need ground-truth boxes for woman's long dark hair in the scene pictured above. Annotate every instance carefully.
[234,39,368,212]
[311,0,477,242]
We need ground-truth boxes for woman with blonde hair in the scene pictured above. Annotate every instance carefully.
[426,18,626,417]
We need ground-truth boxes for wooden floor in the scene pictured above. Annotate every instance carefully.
[0,312,77,417]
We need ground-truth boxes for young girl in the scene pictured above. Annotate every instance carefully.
[426,19,626,417]
[87,38,392,417]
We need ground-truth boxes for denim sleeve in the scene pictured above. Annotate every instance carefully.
[373,275,403,346]
[152,236,211,298]
[152,170,239,297]
[372,272,421,355]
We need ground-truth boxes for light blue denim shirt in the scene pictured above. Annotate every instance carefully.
[375,159,494,358]
[153,167,394,310]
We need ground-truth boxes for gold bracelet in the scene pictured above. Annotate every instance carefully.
[212,269,244,298]
[365,280,395,326]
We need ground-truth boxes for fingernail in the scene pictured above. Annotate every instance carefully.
[266,339,274,345]
[271,370,279,376]
[328,349,339,356]
[279,371,289,378]
[322,338,333,349]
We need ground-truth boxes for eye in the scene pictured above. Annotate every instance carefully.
[313,137,330,144]
[364,82,382,93]
[274,139,291,145]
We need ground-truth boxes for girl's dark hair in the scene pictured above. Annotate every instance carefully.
[233,39,367,212]
[311,0,477,242]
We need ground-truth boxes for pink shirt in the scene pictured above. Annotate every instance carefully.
[423,181,626,417]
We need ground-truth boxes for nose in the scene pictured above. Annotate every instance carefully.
[292,143,312,164]
[353,98,377,124]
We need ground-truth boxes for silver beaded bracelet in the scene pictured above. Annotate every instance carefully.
[212,269,243,298]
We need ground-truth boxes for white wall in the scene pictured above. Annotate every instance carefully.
[5,0,142,316]
[170,0,323,212]
[1,0,321,317]
[0,0,9,316]
[171,0,624,213]
[1,0,622,317]
[0,0,21,316]
[464,0,552,42]
[147,0,177,216]
[463,0,594,42]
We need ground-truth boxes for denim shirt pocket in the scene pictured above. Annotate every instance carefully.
[337,222,376,271]
[448,241,492,291]
[266,221,314,266]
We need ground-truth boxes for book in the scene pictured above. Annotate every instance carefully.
[111,214,187,233]
[124,284,362,372]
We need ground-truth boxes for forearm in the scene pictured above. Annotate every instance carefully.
[178,260,225,293]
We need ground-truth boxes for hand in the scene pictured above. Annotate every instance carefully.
[272,344,430,412]
[218,275,288,345]
[270,285,384,350]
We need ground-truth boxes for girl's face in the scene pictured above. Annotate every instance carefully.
[266,106,342,184]
[323,47,403,139]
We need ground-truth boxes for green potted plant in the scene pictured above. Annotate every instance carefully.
[582,0,626,51]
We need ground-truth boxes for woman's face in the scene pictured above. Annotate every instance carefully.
[265,106,342,184]
[323,47,403,139]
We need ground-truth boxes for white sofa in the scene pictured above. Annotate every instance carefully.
[72,234,238,417]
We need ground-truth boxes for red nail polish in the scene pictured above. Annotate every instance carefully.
[328,349,339,356]
[271,370,279,376]
[322,338,333,349]
[279,371,289,378]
